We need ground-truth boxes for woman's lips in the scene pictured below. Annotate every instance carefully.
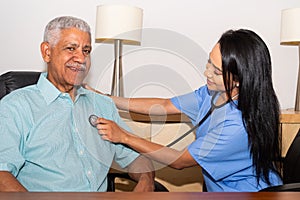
[207,79,214,85]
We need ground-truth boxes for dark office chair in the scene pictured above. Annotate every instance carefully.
[0,71,169,192]
[0,71,41,99]
[260,128,300,191]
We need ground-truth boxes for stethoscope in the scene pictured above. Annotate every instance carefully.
[88,91,230,147]
[166,91,229,147]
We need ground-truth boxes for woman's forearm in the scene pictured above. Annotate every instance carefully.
[124,133,180,164]
[97,117,182,166]
[83,84,181,115]
[122,132,197,169]
[97,117,198,170]
[112,96,180,115]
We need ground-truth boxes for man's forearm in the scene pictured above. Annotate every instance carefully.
[0,171,27,192]
[127,156,155,192]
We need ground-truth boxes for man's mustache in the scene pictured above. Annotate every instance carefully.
[66,63,87,71]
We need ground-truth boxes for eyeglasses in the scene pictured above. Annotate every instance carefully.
[206,58,223,76]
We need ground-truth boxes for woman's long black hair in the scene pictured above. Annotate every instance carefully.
[219,29,282,185]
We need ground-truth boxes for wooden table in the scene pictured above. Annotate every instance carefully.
[280,109,300,156]
[0,192,300,200]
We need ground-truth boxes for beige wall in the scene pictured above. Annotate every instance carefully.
[1,0,300,109]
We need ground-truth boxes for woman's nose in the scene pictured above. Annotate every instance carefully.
[204,67,213,78]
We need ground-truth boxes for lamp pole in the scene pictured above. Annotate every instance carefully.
[295,45,300,111]
[111,39,124,96]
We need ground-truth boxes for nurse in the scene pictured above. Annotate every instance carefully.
[89,29,283,191]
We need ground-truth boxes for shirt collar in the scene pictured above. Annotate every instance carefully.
[37,72,88,105]
[74,86,88,102]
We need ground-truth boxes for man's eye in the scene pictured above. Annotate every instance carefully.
[83,49,91,55]
[66,47,75,51]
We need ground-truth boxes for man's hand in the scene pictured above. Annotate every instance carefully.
[0,171,27,192]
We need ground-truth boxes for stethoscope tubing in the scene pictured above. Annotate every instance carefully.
[166,91,228,147]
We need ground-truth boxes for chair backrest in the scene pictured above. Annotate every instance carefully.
[260,129,300,192]
[283,128,300,184]
[0,71,41,100]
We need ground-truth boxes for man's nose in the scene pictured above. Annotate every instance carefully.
[73,50,86,63]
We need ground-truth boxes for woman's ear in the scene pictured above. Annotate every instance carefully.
[40,42,51,62]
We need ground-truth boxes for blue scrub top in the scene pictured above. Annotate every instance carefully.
[171,85,282,191]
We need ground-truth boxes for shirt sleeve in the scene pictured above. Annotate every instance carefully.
[0,94,27,176]
[171,86,210,124]
[109,100,140,168]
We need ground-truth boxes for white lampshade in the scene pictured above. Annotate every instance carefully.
[280,7,300,45]
[95,5,143,45]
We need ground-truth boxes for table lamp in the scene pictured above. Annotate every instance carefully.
[95,4,143,96]
[280,7,300,111]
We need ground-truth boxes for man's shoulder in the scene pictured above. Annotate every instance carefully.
[0,85,40,116]
[85,90,114,105]
[83,90,118,113]
[1,85,39,103]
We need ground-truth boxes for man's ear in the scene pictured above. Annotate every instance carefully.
[40,42,51,62]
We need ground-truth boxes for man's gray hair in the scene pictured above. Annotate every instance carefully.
[43,16,91,45]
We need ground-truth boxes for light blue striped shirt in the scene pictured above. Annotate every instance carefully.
[0,72,139,191]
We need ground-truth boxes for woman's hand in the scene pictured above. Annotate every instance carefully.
[94,118,198,170]
[82,83,108,96]
[95,117,129,143]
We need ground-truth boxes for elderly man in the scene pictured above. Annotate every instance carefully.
[0,16,154,192]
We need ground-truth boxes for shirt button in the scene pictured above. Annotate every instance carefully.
[79,150,84,155]
[87,171,92,176]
